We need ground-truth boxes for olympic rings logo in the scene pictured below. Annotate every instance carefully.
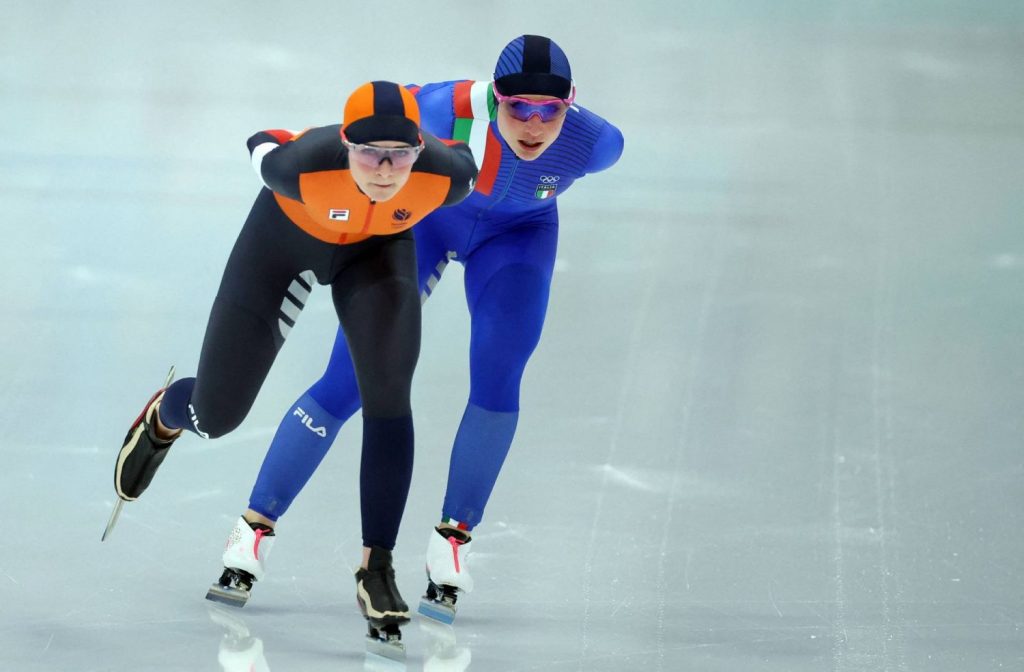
[539,175,560,183]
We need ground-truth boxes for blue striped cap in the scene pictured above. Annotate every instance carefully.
[493,35,572,99]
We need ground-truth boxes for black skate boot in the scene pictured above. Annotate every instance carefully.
[114,381,181,501]
[356,546,410,662]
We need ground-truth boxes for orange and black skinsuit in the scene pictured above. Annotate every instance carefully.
[158,123,476,548]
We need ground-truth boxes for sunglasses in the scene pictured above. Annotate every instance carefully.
[341,133,425,169]
[492,83,576,122]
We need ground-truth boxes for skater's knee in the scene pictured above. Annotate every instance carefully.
[471,267,548,365]
[467,354,529,411]
[361,384,413,417]
[163,378,245,438]
[186,403,245,439]
[352,345,417,417]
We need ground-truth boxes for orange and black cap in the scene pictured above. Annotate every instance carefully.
[343,81,421,146]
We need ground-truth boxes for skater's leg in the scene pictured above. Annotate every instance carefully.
[115,190,323,501]
[442,224,557,528]
[418,224,556,623]
[326,233,418,635]
[159,300,279,439]
[332,231,421,556]
[243,220,452,525]
[244,329,362,523]
[159,189,320,439]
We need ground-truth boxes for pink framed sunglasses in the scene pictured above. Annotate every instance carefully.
[492,83,576,122]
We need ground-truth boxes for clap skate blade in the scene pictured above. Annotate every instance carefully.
[365,621,406,663]
[206,568,254,607]
[418,580,458,625]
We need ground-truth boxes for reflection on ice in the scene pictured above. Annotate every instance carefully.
[208,604,270,672]
[206,602,475,671]
[421,619,471,672]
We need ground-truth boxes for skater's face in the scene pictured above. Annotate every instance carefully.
[495,92,569,161]
[347,140,418,202]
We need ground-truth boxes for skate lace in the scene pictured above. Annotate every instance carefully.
[253,528,267,560]
[447,535,465,574]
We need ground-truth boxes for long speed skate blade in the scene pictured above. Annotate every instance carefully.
[206,583,251,608]
[418,597,457,625]
[100,499,125,542]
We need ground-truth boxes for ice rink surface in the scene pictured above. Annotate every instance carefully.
[2,2,1023,670]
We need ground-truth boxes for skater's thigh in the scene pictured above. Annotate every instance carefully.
[191,190,325,436]
[464,224,557,311]
[213,189,322,331]
[461,225,557,410]
[311,224,449,419]
[189,299,280,437]
[464,225,557,350]
[414,214,462,303]
[331,233,420,418]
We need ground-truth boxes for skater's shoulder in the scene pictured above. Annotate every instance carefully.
[557,104,623,174]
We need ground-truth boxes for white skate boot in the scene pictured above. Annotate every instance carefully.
[206,516,275,607]
[418,527,473,624]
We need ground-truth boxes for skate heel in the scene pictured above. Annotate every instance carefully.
[206,567,255,608]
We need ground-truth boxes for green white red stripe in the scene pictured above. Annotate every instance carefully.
[452,80,496,172]
[442,516,471,531]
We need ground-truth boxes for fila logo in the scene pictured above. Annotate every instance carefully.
[539,175,560,183]
[293,407,328,437]
[328,209,350,221]
[188,403,210,439]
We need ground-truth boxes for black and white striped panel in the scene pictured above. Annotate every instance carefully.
[421,251,458,304]
[279,270,314,339]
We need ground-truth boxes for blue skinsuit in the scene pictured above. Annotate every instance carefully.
[248,79,623,537]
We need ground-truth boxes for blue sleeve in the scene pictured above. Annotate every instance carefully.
[414,81,461,141]
[585,121,624,174]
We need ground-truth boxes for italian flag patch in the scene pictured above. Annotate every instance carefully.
[535,184,557,199]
